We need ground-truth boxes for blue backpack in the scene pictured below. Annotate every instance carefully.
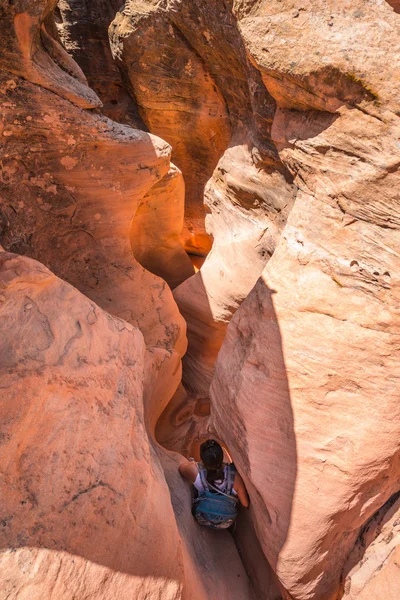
[192,463,238,529]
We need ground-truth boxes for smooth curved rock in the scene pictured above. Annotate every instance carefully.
[130,164,195,290]
[210,2,400,597]
[110,1,232,255]
[173,143,295,402]
[0,251,185,600]
[0,250,260,600]
[0,18,186,354]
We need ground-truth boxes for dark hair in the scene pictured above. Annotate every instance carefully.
[200,439,224,484]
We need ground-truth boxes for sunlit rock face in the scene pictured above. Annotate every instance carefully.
[2,1,400,599]
[110,1,232,256]
[0,0,186,355]
[110,0,296,424]
[0,251,185,600]
[130,164,195,290]
[173,143,295,401]
[211,1,400,599]
[0,251,257,600]
[0,4,261,599]
[342,492,400,600]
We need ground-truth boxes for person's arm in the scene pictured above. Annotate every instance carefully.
[233,472,250,508]
[178,458,198,483]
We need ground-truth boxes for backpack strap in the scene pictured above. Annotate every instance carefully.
[197,462,209,491]
[197,462,238,502]
[207,479,238,503]
[226,464,237,495]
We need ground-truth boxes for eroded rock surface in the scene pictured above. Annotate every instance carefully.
[130,164,195,290]
[343,493,400,600]
[55,0,142,126]
[211,2,400,599]
[0,0,100,109]
[2,1,400,599]
[173,143,295,400]
[0,1,186,355]
[0,249,258,600]
[0,251,185,600]
[110,1,232,255]
[108,0,296,432]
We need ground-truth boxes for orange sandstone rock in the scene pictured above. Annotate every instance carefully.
[0,0,100,109]
[55,0,142,126]
[0,1,186,355]
[211,2,400,598]
[130,164,195,290]
[0,250,258,600]
[0,251,185,600]
[110,2,231,255]
[173,143,295,400]
[342,494,400,600]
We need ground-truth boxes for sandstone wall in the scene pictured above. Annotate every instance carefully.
[0,2,261,598]
[2,1,400,598]
[211,2,400,599]
[0,251,185,600]
[56,0,143,126]
[0,0,186,355]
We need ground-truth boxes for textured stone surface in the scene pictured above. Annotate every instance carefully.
[130,164,195,290]
[0,249,259,600]
[3,1,400,598]
[55,0,142,126]
[0,3,186,355]
[343,494,400,600]
[173,142,295,401]
[0,0,101,109]
[108,0,295,418]
[210,2,400,599]
[110,1,232,255]
[0,251,185,600]
[154,450,258,600]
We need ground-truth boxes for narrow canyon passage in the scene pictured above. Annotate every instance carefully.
[1,2,400,600]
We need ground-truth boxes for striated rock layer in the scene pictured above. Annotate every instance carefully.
[211,1,400,599]
[2,0,400,599]
[0,250,257,600]
[173,143,295,400]
[342,492,400,600]
[110,0,232,255]
[0,3,261,599]
[0,251,184,600]
[0,0,186,355]
[150,0,295,462]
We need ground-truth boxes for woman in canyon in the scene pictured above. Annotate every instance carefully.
[179,439,249,529]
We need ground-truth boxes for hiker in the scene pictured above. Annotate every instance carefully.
[178,439,249,529]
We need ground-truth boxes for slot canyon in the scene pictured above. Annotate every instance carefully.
[0,1,400,599]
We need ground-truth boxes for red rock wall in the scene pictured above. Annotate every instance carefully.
[210,2,400,599]
[0,2,260,598]
[0,251,185,600]
[2,1,400,599]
